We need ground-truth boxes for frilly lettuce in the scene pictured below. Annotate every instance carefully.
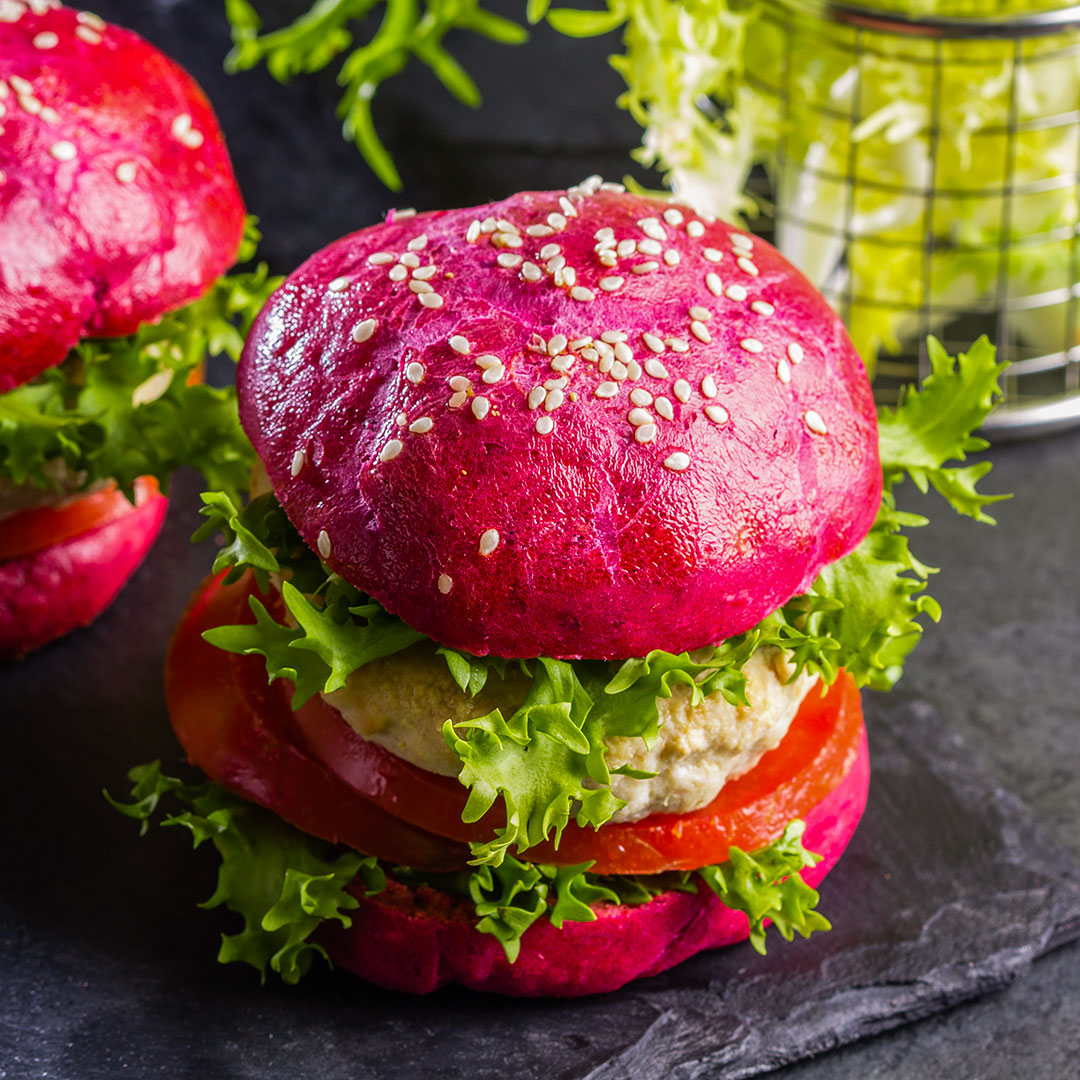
[197,337,1004,865]
[111,763,825,974]
[0,222,280,503]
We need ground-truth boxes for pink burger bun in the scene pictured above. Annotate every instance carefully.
[240,189,880,659]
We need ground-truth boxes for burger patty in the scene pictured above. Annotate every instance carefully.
[323,645,814,823]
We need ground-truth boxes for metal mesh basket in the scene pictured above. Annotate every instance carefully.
[743,0,1080,437]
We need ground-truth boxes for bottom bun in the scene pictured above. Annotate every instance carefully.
[0,484,168,658]
[321,723,869,997]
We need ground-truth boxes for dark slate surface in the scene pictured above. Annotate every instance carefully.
[3,1,1080,1077]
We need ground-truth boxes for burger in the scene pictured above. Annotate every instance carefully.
[117,182,1004,996]
[0,0,272,656]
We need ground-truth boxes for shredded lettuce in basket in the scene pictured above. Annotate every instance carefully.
[538,0,1080,369]
[194,337,1005,868]
[111,763,827,975]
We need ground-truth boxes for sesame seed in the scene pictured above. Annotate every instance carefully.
[687,221,705,239]
[664,250,681,266]
[78,11,107,28]
[599,276,624,292]
[49,141,76,162]
[545,376,568,390]
[673,379,691,403]
[788,342,805,364]
[551,353,574,373]
[420,293,444,309]
[631,261,659,275]
[75,25,102,44]
[481,217,497,233]
[569,337,592,350]
[479,529,500,556]
[725,284,748,302]
[33,31,58,48]
[438,574,454,594]
[644,358,669,379]
[626,359,643,381]
[737,257,760,277]
[689,306,712,321]
[328,276,350,292]
[777,359,792,384]
[600,181,625,192]
[388,265,408,282]
[548,212,567,230]
[559,195,577,218]
[379,440,403,463]
[663,208,684,226]
[639,218,666,242]
[482,365,505,384]
[635,424,657,444]
[449,335,471,354]
[544,389,564,411]
[703,248,723,263]
[731,233,754,251]
[522,262,542,282]
[630,388,653,407]
[393,208,417,219]
[598,355,614,374]
[290,450,306,477]
[628,408,652,427]
[664,452,691,472]
[409,279,434,294]
[638,238,663,256]
[545,255,566,274]
[594,227,615,241]
[804,410,828,435]
[595,382,618,399]
[691,320,712,344]
[561,267,577,287]
[412,265,438,280]
[705,404,730,424]
[449,391,468,409]
[496,219,519,234]
[496,252,523,268]
[171,113,193,138]
[601,331,627,344]
[317,530,332,558]
[527,386,546,410]
[541,335,565,356]
[115,162,137,184]
[407,234,428,251]
[471,396,490,420]
[400,252,421,268]
[405,362,425,383]
[667,338,690,353]
[642,333,665,354]
[535,415,554,435]
[352,318,378,343]
[706,273,723,297]
[611,361,628,381]
[610,342,630,366]
[702,376,718,398]
[18,93,41,115]
[466,220,481,242]
[571,286,595,302]
[540,244,561,260]
[396,412,408,426]
[526,224,554,238]
[475,354,501,370]
[740,338,763,353]
[449,375,472,392]
[409,416,434,433]
[9,77,31,96]
[369,252,394,265]
[528,334,548,353]
[752,300,775,316]
[655,396,674,421]
[494,232,523,249]
[613,239,632,258]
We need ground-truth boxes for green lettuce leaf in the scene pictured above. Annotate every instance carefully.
[108,762,383,983]
[113,765,825,974]
[223,0,528,190]
[0,223,280,502]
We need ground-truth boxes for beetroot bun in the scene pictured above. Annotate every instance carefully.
[0,2,245,392]
[241,186,881,659]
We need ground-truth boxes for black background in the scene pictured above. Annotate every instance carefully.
[2,2,1079,1077]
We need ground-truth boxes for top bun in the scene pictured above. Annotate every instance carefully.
[0,1,246,392]
[240,184,881,660]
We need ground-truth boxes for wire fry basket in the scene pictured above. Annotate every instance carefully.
[744,0,1080,437]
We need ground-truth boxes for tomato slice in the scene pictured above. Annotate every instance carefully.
[178,572,864,876]
[166,571,470,872]
[0,476,159,562]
